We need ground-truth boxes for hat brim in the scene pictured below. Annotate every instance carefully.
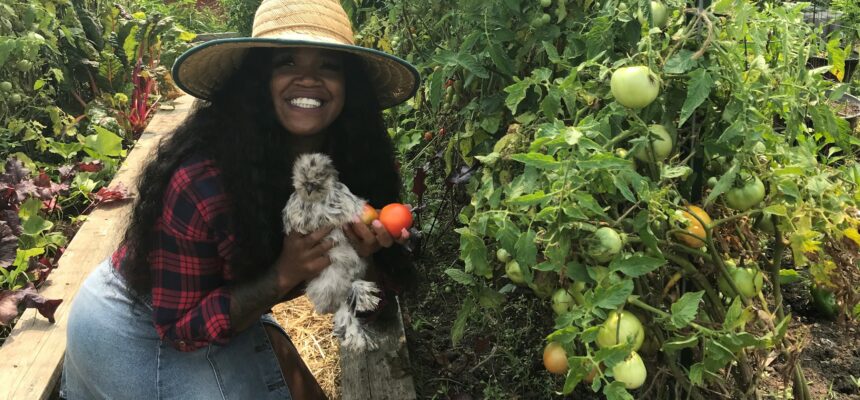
[171,38,420,109]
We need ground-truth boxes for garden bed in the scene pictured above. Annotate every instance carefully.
[0,96,195,400]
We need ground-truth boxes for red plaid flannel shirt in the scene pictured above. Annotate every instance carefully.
[113,155,237,352]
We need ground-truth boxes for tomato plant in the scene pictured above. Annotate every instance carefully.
[349,0,860,397]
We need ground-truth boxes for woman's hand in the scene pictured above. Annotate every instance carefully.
[273,226,335,292]
[343,218,409,258]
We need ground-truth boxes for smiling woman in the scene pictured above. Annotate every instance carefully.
[59,0,419,399]
[270,48,346,137]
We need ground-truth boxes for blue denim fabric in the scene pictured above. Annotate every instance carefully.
[61,259,292,400]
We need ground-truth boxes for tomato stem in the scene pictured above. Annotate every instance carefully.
[767,214,786,320]
[711,209,759,227]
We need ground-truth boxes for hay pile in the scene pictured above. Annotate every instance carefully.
[272,296,341,399]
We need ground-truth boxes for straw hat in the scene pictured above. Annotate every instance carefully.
[171,0,419,109]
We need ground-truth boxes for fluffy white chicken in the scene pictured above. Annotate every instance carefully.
[281,153,380,351]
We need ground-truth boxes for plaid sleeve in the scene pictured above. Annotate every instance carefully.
[150,157,236,352]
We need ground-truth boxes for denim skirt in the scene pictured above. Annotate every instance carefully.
[60,259,292,400]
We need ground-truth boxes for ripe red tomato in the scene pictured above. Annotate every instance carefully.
[379,203,413,237]
[359,204,379,225]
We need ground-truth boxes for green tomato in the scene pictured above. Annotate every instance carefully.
[551,288,575,315]
[724,176,765,211]
[810,285,838,320]
[586,227,624,263]
[0,81,12,92]
[529,271,556,299]
[596,310,645,351]
[9,93,22,105]
[533,13,551,26]
[610,66,660,109]
[16,60,33,72]
[499,169,513,184]
[638,1,669,27]
[706,176,719,189]
[496,248,512,263]
[540,0,552,7]
[755,214,775,234]
[505,260,526,285]
[615,148,629,158]
[632,125,673,163]
[732,267,763,298]
[612,351,647,389]
[718,264,763,298]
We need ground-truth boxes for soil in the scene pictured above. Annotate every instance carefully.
[827,99,860,119]
[777,281,860,399]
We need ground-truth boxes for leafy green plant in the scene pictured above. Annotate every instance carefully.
[0,0,196,332]
[352,0,860,398]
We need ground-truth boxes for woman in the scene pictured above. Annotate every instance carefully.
[61,0,419,398]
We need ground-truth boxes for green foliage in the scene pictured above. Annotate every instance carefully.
[0,0,198,301]
[218,0,262,35]
[351,0,860,397]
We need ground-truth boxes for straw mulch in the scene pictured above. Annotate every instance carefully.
[272,296,341,400]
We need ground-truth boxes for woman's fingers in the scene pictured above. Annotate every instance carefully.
[299,226,332,244]
[371,220,394,247]
[307,254,331,272]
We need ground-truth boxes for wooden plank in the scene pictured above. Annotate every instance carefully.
[0,96,195,400]
[340,297,417,400]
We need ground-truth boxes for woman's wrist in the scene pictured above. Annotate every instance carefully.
[228,267,293,333]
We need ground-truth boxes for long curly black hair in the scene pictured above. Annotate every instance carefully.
[119,47,414,296]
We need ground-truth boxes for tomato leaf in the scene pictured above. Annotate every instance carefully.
[487,42,514,76]
[445,268,475,286]
[678,68,714,126]
[664,49,698,74]
[609,255,665,278]
[593,279,634,309]
[506,191,550,207]
[670,291,704,329]
[634,210,660,254]
[504,78,531,114]
[603,381,634,400]
[434,49,489,79]
[514,230,538,267]
[704,161,739,207]
[510,152,559,170]
[451,297,475,347]
[456,227,491,278]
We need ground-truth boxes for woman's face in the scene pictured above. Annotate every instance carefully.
[269,47,346,137]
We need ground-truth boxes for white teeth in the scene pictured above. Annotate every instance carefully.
[289,97,322,108]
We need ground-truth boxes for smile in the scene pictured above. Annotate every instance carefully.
[289,97,324,109]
